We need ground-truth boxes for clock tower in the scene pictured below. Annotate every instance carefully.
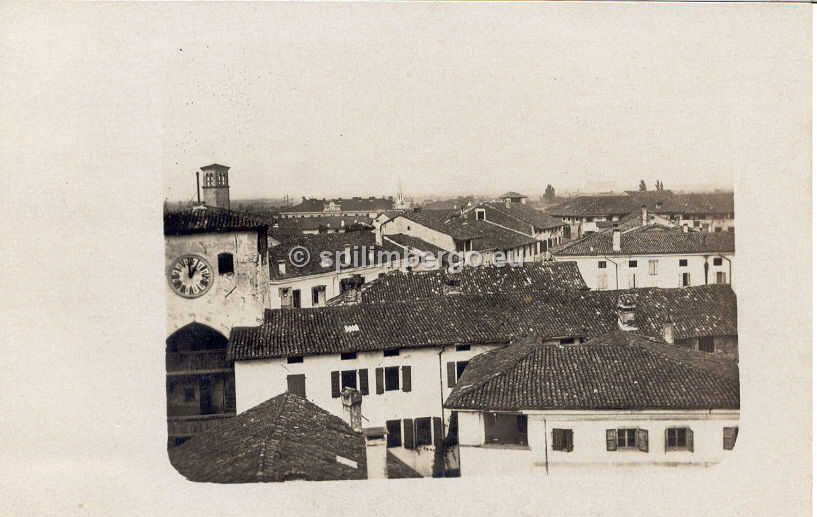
[200,163,231,209]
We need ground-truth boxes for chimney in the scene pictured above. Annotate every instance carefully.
[443,275,462,295]
[277,260,286,275]
[641,206,647,226]
[341,387,362,432]
[375,228,383,246]
[616,294,637,331]
[682,224,689,233]
[362,427,388,479]
[504,198,511,208]
[612,228,621,252]
[662,315,675,344]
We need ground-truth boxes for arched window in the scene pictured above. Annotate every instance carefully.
[218,253,234,275]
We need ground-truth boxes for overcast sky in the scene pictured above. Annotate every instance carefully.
[162,3,800,201]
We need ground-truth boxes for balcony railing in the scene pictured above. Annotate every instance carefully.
[167,413,235,437]
[166,350,232,374]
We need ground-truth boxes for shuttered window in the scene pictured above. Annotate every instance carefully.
[386,419,402,448]
[358,369,369,396]
[608,428,648,452]
[403,419,415,449]
[341,370,357,390]
[665,427,693,452]
[401,366,412,392]
[330,371,340,398]
[286,374,306,398]
[433,417,443,447]
[484,413,528,446]
[385,367,400,391]
[723,427,739,450]
[375,367,384,394]
[415,417,432,446]
[447,361,470,387]
[552,429,573,452]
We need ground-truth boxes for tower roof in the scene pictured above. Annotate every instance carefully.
[200,163,230,171]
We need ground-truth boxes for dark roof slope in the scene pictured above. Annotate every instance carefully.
[500,191,527,199]
[444,331,739,411]
[168,393,367,483]
[269,232,403,280]
[552,226,735,256]
[548,192,734,218]
[349,263,588,304]
[277,216,374,233]
[164,206,268,236]
[479,202,566,231]
[547,196,639,217]
[229,285,736,360]
[397,209,539,250]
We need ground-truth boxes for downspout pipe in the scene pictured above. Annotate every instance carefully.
[604,256,622,290]
[717,254,733,285]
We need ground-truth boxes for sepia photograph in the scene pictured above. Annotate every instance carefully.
[0,1,811,515]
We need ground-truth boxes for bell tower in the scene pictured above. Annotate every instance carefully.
[200,163,231,209]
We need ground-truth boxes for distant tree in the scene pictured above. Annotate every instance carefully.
[655,180,665,191]
[544,184,556,201]
[638,179,647,191]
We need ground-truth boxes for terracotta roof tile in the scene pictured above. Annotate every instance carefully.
[164,206,268,236]
[552,227,734,256]
[444,331,739,411]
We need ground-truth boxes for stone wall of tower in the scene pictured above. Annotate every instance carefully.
[202,186,230,209]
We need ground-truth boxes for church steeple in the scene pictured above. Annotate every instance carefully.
[200,164,231,209]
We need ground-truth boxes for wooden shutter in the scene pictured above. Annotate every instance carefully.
[565,429,574,452]
[358,369,369,396]
[688,428,694,452]
[403,419,415,449]
[402,365,412,392]
[664,428,669,452]
[637,429,649,452]
[330,371,340,398]
[375,367,384,394]
[606,429,617,451]
[447,362,456,387]
[433,417,443,447]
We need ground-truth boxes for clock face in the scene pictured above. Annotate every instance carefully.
[167,255,213,298]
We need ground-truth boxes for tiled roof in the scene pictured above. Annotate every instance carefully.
[228,285,736,360]
[269,232,404,280]
[397,210,539,250]
[382,234,448,255]
[164,206,268,236]
[478,202,567,231]
[551,226,735,256]
[500,191,527,199]
[548,192,734,218]
[283,197,394,213]
[444,331,739,411]
[168,392,367,483]
[348,263,588,304]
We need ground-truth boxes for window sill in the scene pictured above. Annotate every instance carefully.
[480,443,530,451]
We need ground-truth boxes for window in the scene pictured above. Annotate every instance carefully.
[598,261,606,269]
[340,352,357,360]
[312,285,326,306]
[286,374,306,397]
[183,387,196,403]
[552,429,573,452]
[629,260,638,268]
[384,349,399,357]
[698,336,715,353]
[455,345,471,351]
[713,257,723,266]
[679,259,688,267]
[680,272,691,287]
[597,274,608,290]
[606,428,648,452]
[723,427,739,450]
[217,253,234,275]
[716,271,728,284]
[415,417,432,446]
[386,419,402,448]
[484,413,528,446]
[286,356,304,364]
[446,360,470,387]
[559,338,575,345]
[384,366,400,391]
[665,427,693,452]
[648,260,658,275]
[292,289,301,308]
[475,209,485,221]
[341,370,357,390]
